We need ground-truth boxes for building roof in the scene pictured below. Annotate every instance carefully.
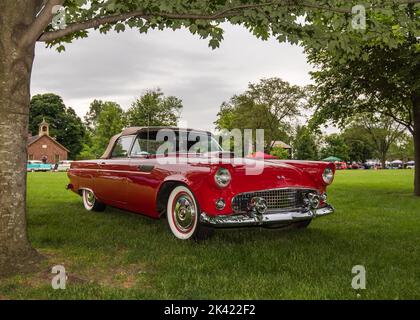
[27,134,70,152]
[271,140,292,149]
[28,135,40,145]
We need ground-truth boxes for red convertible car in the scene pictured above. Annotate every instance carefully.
[67,127,335,240]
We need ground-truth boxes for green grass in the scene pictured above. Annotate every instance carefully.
[1,170,419,299]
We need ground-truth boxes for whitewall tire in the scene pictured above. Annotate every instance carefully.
[82,189,106,212]
[166,185,213,240]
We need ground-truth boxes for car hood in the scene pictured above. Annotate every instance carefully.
[180,154,321,192]
[228,159,319,192]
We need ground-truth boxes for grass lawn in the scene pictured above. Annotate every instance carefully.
[0,170,419,299]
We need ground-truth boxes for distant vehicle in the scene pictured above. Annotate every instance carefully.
[56,160,73,172]
[27,160,52,172]
[348,162,363,170]
[363,162,373,169]
[391,160,403,169]
[334,161,347,170]
[363,161,380,169]
[406,161,415,169]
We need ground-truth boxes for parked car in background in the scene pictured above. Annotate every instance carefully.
[67,127,336,241]
[363,161,376,170]
[27,160,52,172]
[348,162,363,170]
[390,160,404,169]
[334,161,347,170]
[56,160,73,172]
[406,161,415,169]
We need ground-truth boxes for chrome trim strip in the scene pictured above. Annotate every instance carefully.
[200,204,334,228]
[70,168,152,175]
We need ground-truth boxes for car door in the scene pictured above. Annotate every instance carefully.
[124,132,165,217]
[94,135,134,206]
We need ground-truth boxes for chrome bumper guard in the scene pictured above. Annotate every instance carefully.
[200,204,334,228]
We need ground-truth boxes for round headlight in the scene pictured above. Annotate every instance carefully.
[322,167,334,185]
[214,167,231,188]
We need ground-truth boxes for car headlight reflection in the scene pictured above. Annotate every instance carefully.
[322,167,334,185]
[214,167,231,188]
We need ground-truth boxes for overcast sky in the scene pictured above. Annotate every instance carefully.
[31,24,314,132]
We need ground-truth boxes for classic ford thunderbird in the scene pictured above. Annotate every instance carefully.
[67,127,335,240]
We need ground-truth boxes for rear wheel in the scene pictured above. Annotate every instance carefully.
[82,189,106,212]
[166,185,213,241]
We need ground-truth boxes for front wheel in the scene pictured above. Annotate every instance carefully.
[82,189,106,212]
[166,185,213,241]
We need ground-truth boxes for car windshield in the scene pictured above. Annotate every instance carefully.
[130,130,223,156]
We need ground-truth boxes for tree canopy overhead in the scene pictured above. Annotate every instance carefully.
[305,0,420,194]
[33,0,420,57]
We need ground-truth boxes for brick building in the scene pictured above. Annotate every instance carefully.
[27,118,69,163]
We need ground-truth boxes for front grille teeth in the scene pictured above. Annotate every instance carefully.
[231,188,314,214]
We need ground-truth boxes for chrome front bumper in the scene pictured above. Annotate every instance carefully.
[200,204,334,228]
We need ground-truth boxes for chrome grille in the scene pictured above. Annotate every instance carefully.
[231,188,312,213]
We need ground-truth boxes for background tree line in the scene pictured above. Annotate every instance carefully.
[29,88,183,160]
[215,78,415,165]
[30,79,415,166]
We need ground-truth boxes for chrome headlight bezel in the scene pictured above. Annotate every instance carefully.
[322,167,334,185]
[214,167,231,188]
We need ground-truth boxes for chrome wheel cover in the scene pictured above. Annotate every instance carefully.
[85,190,95,207]
[173,194,196,233]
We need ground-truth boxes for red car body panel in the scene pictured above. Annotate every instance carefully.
[68,154,335,219]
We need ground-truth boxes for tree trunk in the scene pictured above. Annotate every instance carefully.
[0,1,42,276]
[380,156,387,171]
[413,94,420,196]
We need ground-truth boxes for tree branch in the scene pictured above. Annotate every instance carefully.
[36,0,420,43]
[21,0,65,47]
[39,1,305,42]
[369,94,415,134]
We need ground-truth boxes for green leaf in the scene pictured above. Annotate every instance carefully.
[114,23,125,33]
[209,39,220,49]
